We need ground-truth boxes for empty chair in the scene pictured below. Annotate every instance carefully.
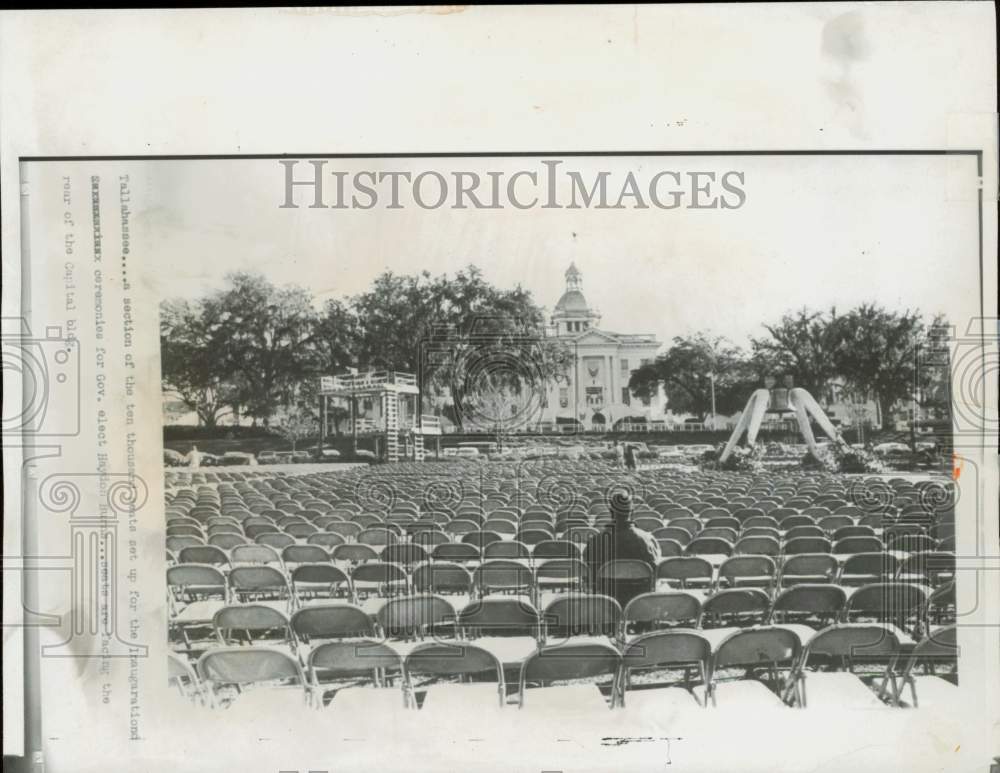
[517,528,554,546]
[926,582,956,625]
[794,624,902,708]
[351,562,409,598]
[619,630,711,709]
[685,537,733,557]
[768,584,847,628]
[844,582,930,632]
[290,564,352,602]
[178,545,230,567]
[309,640,406,708]
[358,528,399,547]
[623,591,702,634]
[376,594,456,641]
[167,652,209,705]
[283,544,331,566]
[213,603,292,646]
[888,533,935,553]
[474,559,534,598]
[543,594,622,641]
[657,556,713,590]
[197,647,309,713]
[717,556,776,590]
[734,536,781,557]
[404,641,506,713]
[896,626,958,708]
[832,525,876,541]
[412,561,474,599]
[699,527,739,542]
[381,543,430,568]
[458,596,543,639]
[654,526,693,546]
[895,551,955,587]
[484,540,531,560]
[780,554,839,587]
[784,525,825,541]
[291,603,378,645]
[228,565,290,604]
[783,537,832,555]
[839,553,900,586]
[518,639,621,710]
[166,535,204,552]
[700,588,770,628]
[708,627,800,708]
[230,544,282,566]
[462,531,504,549]
[833,536,883,555]
[208,533,249,550]
[532,540,579,560]
[432,542,481,562]
[257,532,296,550]
[332,544,380,563]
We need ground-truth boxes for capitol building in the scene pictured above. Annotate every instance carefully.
[538,263,664,430]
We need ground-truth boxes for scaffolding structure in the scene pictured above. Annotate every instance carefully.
[317,370,441,462]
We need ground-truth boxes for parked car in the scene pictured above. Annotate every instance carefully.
[163,449,185,467]
[220,451,256,466]
[291,450,312,463]
[256,451,279,465]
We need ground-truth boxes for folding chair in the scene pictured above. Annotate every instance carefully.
[168,652,211,706]
[542,594,622,642]
[484,540,531,560]
[431,542,481,562]
[291,602,379,649]
[532,540,579,559]
[895,625,958,708]
[785,536,836,559]
[717,556,776,591]
[518,640,621,710]
[700,588,770,628]
[309,640,407,708]
[839,552,900,586]
[779,553,839,587]
[844,582,930,634]
[708,627,801,708]
[623,591,702,634]
[376,594,456,641]
[228,565,290,605]
[474,559,534,599]
[833,536,884,555]
[657,556,714,590]
[213,603,293,647]
[734,536,781,558]
[768,584,847,628]
[197,646,310,713]
[404,641,506,713]
[619,629,711,709]
[686,537,733,556]
[793,624,903,708]
[290,564,352,604]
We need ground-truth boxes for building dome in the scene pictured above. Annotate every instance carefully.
[554,289,590,313]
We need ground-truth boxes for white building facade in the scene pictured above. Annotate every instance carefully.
[538,263,665,431]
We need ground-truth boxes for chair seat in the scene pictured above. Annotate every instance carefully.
[621,686,703,712]
[328,686,408,713]
[520,684,611,712]
[223,686,312,721]
[417,683,505,715]
[468,636,540,668]
[711,680,787,708]
[801,672,886,708]
[900,675,960,709]
[173,599,225,624]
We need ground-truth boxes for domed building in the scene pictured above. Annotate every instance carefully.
[541,263,664,431]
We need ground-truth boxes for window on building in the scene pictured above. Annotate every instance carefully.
[621,387,630,406]
[620,358,629,375]
[640,358,651,367]
[559,387,569,408]
[362,398,373,412]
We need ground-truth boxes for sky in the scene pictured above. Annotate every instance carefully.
[143,153,982,351]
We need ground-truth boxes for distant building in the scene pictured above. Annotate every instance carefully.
[538,263,664,430]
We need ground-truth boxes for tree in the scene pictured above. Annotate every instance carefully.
[628,333,752,421]
[213,273,320,426]
[751,308,843,397]
[352,266,573,431]
[832,304,933,430]
[159,298,240,427]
